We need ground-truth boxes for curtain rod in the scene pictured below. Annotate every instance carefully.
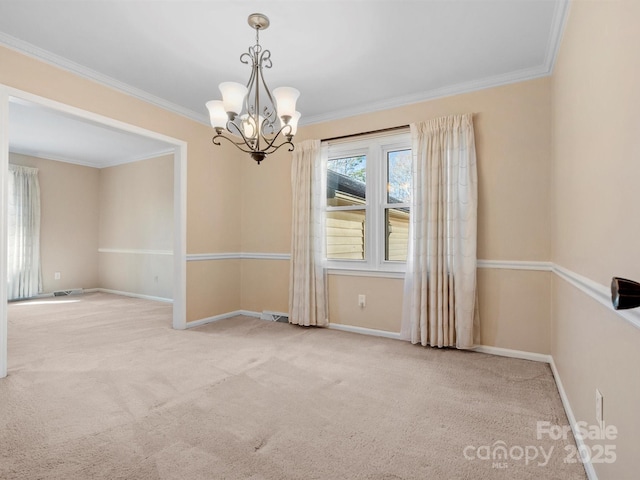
[322,124,410,143]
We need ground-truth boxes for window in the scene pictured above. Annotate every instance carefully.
[325,132,411,272]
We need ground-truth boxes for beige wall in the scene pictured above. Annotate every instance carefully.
[98,154,173,299]
[551,1,640,478]
[241,78,553,353]
[1,45,243,322]
[328,275,404,332]
[2,37,554,346]
[4,5,638,475]
[3,32,554,352]
[9,153,100,293]
[187,259,241,321]
[240,259,289,314]
[8,153,176,299]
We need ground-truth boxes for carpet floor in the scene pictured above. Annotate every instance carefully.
[1,292,586,479]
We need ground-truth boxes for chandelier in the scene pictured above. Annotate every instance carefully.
[206,13,301,164]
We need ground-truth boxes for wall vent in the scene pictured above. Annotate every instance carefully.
[53,288,84,296]
[260,310,289,323]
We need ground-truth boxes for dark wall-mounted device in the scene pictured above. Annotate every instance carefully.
[611,277,640,310]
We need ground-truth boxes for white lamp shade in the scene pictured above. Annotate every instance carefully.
[273,87,300,120]
[205,100,228,129]
[219,82,248,115]
[287,111,301,136]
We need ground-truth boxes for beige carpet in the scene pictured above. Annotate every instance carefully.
[1,292,586,479]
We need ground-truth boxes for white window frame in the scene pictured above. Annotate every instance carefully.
[324,131,411,274]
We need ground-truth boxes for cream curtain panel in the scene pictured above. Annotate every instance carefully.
[288,139,328,326]
[401,114,479,349]
[7,164,42,301]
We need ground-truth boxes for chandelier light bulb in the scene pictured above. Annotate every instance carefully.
[219,82,248,118]
[273,87,300,123]
[205,100,228,130]
[240,114,265,140]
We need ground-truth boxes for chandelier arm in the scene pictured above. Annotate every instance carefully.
[225,118,260,150]
[259,49,272,70]
[212,133,252,148]
[263,139,295,155]
[258,51,276,101]
[212,134,261,155]
[259,116,276,137]
[240,50,252,65]
[257,49,278,128]
[252,64,262,153]
[250,27,262,134]
[257,124,294,153]
[243,47,257,114]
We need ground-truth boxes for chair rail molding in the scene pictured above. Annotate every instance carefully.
[477,259,553,271]
[99,248,173,256]
[553,264,640,331]
[186,252,290,261]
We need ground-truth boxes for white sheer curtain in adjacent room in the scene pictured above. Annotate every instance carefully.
[289,139,328,327]
[401,114,479,349]
[7,164,42,301]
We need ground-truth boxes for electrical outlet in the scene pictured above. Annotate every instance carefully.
[54,272,61,280]
[358,294,366,307]
[596,389,604,428]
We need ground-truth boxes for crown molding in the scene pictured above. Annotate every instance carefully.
[0,32,209,125]
[9,145,175,169]
[0,0,570,130]
[301,0,571,127]
[300,64,551,126]
[101,148,177,168]
[543,0,571,74]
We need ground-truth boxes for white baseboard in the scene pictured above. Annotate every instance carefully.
[471,345,552,363]
[34,287,97,299]
[34,292,55,299]
[474,346,596,478]
[38,288,172,304]
[95,288,173,304]
[185,309,260,329]
[327,322,402,340]
[549,357,598,480]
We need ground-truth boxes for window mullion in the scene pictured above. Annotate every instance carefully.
[325,132,410,270]
[370,142,382,270]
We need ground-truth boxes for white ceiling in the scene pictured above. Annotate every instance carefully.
[9,99,174,168]
[0,0,569,127]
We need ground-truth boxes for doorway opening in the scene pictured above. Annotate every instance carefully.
[0,86,188,378]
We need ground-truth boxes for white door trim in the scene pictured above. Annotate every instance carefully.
[0,87,9,378]
[0,85,188,378]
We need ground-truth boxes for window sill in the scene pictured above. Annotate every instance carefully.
[326,268,405,279]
